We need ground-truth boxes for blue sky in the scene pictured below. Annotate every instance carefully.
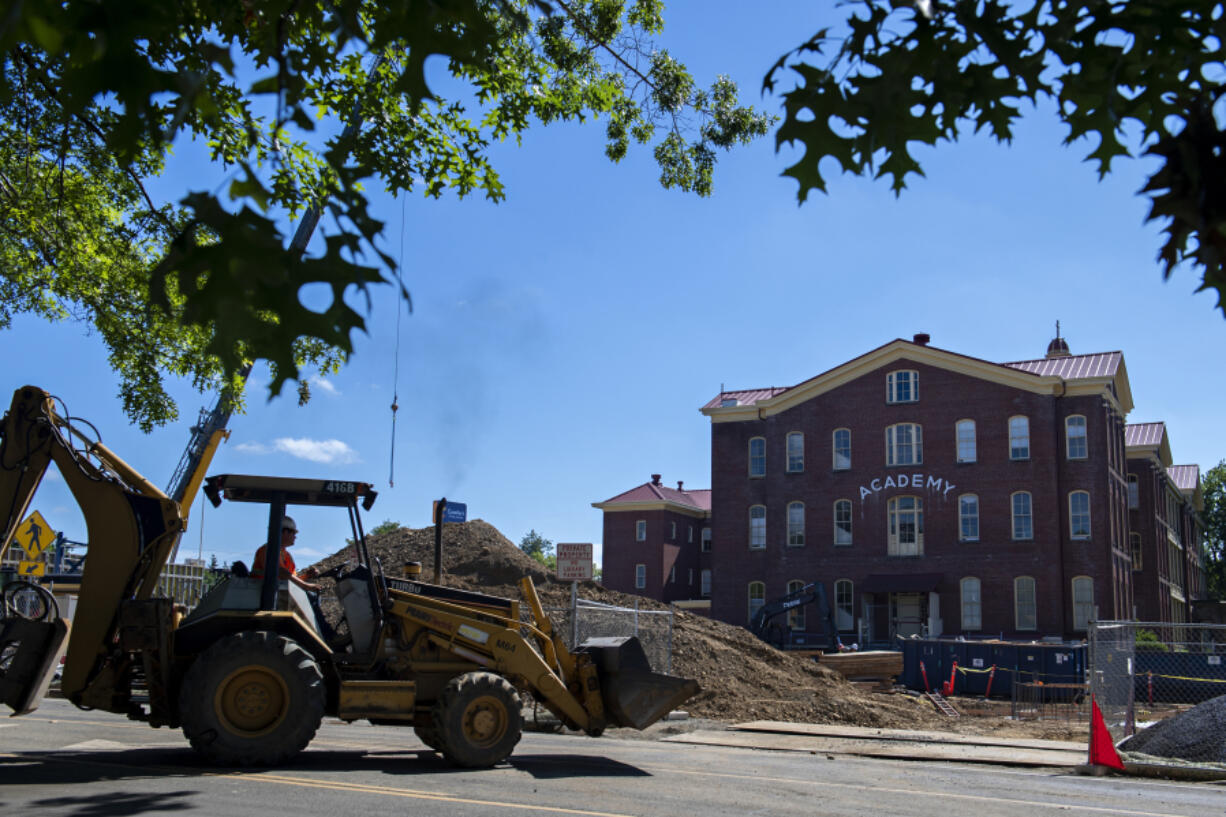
[6,2,1224,571]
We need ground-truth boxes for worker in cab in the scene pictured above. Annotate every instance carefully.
[251,516,320,591]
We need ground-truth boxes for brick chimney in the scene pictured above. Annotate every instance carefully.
[677,481,684,491]
[913,333,930,346]
[651,474,661,486]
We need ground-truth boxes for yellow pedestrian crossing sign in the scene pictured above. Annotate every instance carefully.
[15,510,53,558]
[18,560,45,577]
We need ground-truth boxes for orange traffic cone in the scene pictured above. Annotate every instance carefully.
[1088,697,1125,771]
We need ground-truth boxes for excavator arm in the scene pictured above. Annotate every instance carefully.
[0,386,183,713]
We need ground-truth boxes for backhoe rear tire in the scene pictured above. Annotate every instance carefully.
[179,631,325,766]
[431,672,522,768]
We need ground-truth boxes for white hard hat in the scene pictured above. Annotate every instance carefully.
[282,516,298,532]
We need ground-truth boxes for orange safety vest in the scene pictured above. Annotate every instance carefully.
[251,545,296,579]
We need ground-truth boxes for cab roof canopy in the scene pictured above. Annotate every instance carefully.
[203,474,377,510]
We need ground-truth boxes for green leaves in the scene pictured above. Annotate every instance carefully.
[2,0,771,428]
[770,0,1226,317]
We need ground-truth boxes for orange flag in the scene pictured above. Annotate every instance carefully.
[1089,697,1125,771]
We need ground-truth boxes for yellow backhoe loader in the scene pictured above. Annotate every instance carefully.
[0,385,697,767]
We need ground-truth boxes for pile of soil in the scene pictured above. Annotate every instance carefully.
[1120,695,1226,765]
[309,520,1086,740]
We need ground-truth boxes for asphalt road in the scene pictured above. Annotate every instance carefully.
[1,699,1221,817]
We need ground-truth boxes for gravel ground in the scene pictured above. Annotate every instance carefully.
[1120,695,1226,765]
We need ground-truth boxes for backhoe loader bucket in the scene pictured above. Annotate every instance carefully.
[577,636,699,730]
[0,617,69,715]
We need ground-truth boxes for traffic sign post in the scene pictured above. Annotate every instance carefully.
[431,499,468,584]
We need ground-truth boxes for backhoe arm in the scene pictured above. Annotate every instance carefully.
[0,386,183,709]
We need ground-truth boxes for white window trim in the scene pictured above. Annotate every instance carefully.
[1009,415,1030,461]
[833,499,853,547]
[786,501,805,547]
[1069,490,1091,539]
[786,431,805,473]
[958,493,979,542]
[700,569,712,598]
[1065,414,1088,460]
[835,579,854,632]
[1014,576,1037,631]
[955,419,977,463]
[634,563,646,590]
[748,581,766,621]
[886,369,919,404]
[701,527,712,552]
[885,423,923,467]
[1072,576,1094,631]
[960,577,982,631]
[635,520,646,542]
[749,505,766,550]
[1011,491,1033,540]
[670,521,676,540]
[833,428,852,471]
[748,436,766,478]
[887,495,924,555]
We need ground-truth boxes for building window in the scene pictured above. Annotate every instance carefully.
[688,525,693,543]
[961,577,982,631]
[786,432,804,473]
[670,521,677,540]
[635,564,646,590]
[635,520,646,542]
[887,495,924,555]
[1127,474,1139,509]
[835,579,854,632]
[833,428,851,470]
[956,419,977,463]
[749,437,765,477]
[1072,576,1094,630]
[1066,415,1088,459]
[787,502,805,546]
[701,527,712,552]
[669,565,676,583]
[1009,416,1030,460]
[700,569,712,597]
[1069,490,1091,539]
[787,580,806,630]
[959,494,979,542]
[834,499,853,546]
[688,568,693,585]
[1011,492,1033,540]
[887,370,919,404]
[1015,576,1037,630]
[885,423,923,466]
[749,505,766,549]
[748,581,766,621]
[1131,532,1142,571]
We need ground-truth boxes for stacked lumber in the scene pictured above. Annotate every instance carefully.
[816,650,903,683]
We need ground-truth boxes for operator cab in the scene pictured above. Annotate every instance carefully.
[178,475,385,658]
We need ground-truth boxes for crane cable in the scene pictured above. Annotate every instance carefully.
[389,194,406,487]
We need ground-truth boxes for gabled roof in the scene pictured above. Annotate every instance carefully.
[1169,465,1204,512]
[592,478,711,516]
[1125,422,1173,468]
[702,338,1134,420]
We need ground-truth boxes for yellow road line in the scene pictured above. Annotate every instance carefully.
[0,751,636,817]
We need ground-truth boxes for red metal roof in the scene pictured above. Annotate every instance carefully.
[1125,422,1166,448]
[1168,465,1200,492]
[1004,352,1122,380]
[597,480,711,511]
[701,387,791,411]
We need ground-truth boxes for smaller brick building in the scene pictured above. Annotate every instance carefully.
[592,475,711,604]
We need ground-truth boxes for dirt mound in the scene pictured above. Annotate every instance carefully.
[1121,695,1226,764]
[309,520,1085,739]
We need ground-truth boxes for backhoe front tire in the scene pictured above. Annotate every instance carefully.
[179,631,325,766]
[432,672,522,768]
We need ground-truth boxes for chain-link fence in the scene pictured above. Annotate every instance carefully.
[536,596,675,674]
[1089,620,1226,768]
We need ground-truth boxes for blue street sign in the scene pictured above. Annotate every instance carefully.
[442,502,467,523]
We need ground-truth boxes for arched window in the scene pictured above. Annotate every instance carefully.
[1014,576,1037,630]
[956,419,977,463]
[961,577,982,630]
[834,499,853,546]
[1009,416,1030,460]
[787,502,805,546]
[748,581,766,622]
[787,580,806,630]
[1072,576,1094,630]
[887,496,924,555]
[749,505,766,549]
[786,432,804,473]
[833,428,851,470]
[1066,415,1088,459]
[885,423,923,466]
[1011,491,1033,540]
[958,494,979,542]
[835,579,854,632]
[1069,490,1091,539]
[887,370,919,403]
[748,437,766,477]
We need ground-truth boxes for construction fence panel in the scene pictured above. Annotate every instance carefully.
[533,598,674,674]
[1089,620,1226,766]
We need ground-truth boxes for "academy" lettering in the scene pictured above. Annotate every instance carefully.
[859,473,956,501]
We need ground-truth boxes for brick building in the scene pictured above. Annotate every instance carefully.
[595,335,1210,644]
